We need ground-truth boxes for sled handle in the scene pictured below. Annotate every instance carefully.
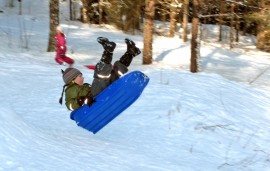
[84,65,114,70]
[84,65,95,70]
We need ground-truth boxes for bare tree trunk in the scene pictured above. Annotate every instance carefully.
[81,0,91,23]
[218,0,224,41]
[190,0,201,73]
[70,0,73,20]
[169,0,177,37]
[47,0,59,52]
[143,0,155,64]
[182,0,189,42]
[99,0,103,24]
[18,0,22,15]
[235,4,239,42]
[257,22,264,49]
[230,3,235,49]
[242,6,247,36]
[135,4,142,31]
[256,0,267,51]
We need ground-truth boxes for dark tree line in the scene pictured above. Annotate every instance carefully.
[48,0,270,73]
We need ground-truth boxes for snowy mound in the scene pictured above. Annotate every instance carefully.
[0,0,270,169]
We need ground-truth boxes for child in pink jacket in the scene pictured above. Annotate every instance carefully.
[55,26,74,66]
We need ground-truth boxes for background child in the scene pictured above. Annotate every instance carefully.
[55,26,74,66]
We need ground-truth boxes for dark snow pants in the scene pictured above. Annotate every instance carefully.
[91,60,128,97]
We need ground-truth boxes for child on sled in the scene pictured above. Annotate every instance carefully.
[59,37,141,111]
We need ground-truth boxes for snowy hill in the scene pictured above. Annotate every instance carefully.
[0,0,270,171]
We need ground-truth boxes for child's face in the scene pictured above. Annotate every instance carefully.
[74,74,84,86]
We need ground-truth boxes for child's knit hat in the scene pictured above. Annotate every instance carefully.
[62,67,82,84]
[59,67,82,105]
[56,25,63,33]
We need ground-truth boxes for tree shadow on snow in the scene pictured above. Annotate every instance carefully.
[155,45,188,62]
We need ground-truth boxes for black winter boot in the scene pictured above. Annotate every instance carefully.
[101,51,113,64]
[119,52,133,67]
[125,38,141,56]
[97,37,116,53]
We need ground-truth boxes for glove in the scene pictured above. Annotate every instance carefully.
[77,96,86,106]
[77,96,96,107]
[85,96,96,106]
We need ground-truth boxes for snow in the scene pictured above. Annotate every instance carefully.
[0,0,270,171]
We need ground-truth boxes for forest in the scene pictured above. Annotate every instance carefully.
[10,0,270,72]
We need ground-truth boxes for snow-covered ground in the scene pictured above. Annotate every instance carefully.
[0,0,270,171]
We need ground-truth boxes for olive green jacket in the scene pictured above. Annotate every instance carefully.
[65,83,92,111]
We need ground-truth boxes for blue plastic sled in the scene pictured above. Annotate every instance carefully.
[70,71,150,134]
